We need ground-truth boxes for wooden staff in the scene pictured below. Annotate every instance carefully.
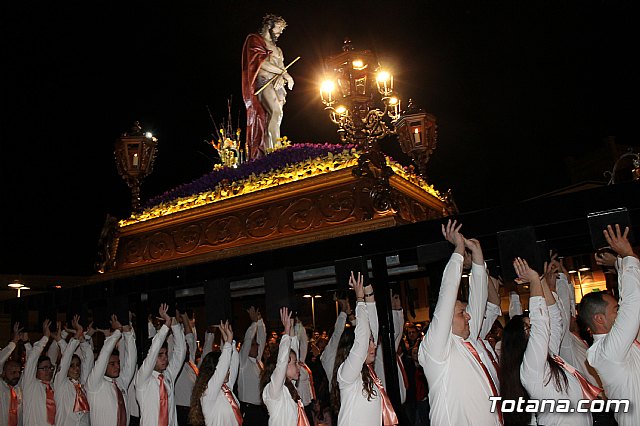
[254,56,301,96]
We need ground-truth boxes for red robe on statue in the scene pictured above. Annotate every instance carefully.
[241,33,271,161]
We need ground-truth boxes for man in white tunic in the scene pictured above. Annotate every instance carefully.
[86,315,137,426]
[581,225,640,426]
[135,304,185,426]
[418,220,501,426]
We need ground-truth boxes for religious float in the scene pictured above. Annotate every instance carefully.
[96,39,456,277]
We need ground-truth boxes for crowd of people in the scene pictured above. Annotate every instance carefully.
[1,220,638,426]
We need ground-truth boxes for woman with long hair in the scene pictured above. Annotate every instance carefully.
[500,258,593,426]
[188,321,242,426]
[53,315,94,426]
[330,272,398,426]
[261,307,310,425]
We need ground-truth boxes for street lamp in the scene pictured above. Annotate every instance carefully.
[8,280,30,298]
[320,39,400,149]
[114,121,159,212]
[394,99,438,177]
[304,294,322,330]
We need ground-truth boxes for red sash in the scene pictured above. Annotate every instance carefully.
[367,364,399,426]
[463,341,503,425]
[43,381,56,425]
[553,355,603,400]
[158,374,168,426]
[296,399,311,426]
[8,386,18,426]
[222,384,243,425]
[300,362,317,400]
[72,380,90,413]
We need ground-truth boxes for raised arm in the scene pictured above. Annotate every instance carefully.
[338,272,371,385]
[239,308,259,364]
[320,301,348,379]
[265,308,294,401]
[466,238,488,341]
[86,329,122,391]
[199,329,215,368]
[168,319,186,380]
[0,322,20,370]
[23,320,51,388]
[137,305,171,386]
[600,225,640,362]
[480,275,503,341]
[296,320,308,363]
[228,341,240,389]
[55,338,80,389]
[420,220,465,365]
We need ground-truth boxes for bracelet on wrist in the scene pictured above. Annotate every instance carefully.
[356,297,365,303]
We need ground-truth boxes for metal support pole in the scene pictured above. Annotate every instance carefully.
[370,254,401,411]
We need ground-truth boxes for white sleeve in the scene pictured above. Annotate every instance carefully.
[228,342,240,389]
[54,338,80,390]
[599,256,640,363]
[79,340,94,384]
[264,335,292,401]
[167,323,186,380]
[338,302,370,385]
[0,342,16,371]
[420,253,463,365]
[87,330,121,392]
[119,331,137,390]
[320,312,347,381]
[520,296,550,384]
[467,262,489,341]
[136,325,168,387]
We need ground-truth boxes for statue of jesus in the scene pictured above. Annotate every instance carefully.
[241,14,294,160]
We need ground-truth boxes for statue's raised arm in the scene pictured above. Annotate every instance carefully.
[241,14,294,161]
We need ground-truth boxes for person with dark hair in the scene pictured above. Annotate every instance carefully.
[188,321,241,426]
[321,297,352,391]
[241,13,294,160]
[260,306,309,425]
[1,322,23,426]
[331,272,397,426]
[86,314,137,426]
[504,257,595,426]
[418,220,500,425]
[581,224,640,426]
[135,303,185,426]
[238,306,267,426]
[54,315,93,426]
[21,319,57,425]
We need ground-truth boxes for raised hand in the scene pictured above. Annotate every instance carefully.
[442,219,465,254]
[158,303,172,327]
[248,306,258,322]
[349,271,365,300]
[43,319,52,338]
[110,314,123,332]
[11,322,23,343]
[595,250,617,267]
[603,224,635,258]
[52,321,63,341]
[220,320,234,343]
[280,307,293,336]
[72,315,85,342]
[464,237,484,264]
[513,257,540,284]
[542,260,559,292]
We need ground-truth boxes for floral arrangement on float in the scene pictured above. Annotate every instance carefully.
[118,141,445,227]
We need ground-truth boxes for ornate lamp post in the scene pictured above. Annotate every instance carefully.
[394,99,438,177]
[320,39,401,152]
[114,121,158,212]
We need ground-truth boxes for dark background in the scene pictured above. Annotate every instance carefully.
[1,0,635,276]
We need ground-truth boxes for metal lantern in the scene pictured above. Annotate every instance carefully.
[114,121,158,212]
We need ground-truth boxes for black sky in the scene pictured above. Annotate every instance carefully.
[1,1,636,276]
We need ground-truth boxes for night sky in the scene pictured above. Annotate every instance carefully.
[1,1,635,276]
